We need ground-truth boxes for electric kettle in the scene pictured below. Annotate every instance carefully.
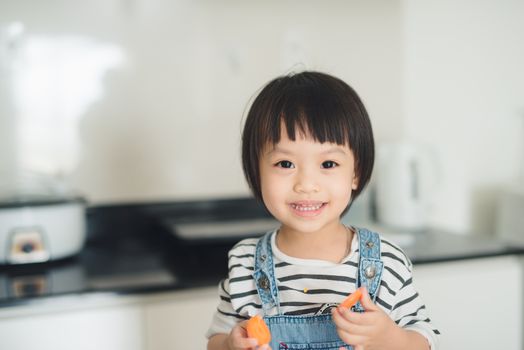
[374,143,437,232]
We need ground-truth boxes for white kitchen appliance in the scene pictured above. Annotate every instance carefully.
[495,114,524,243]
[374,142,437,232]
[496,186,524,243]
[0,196,86,264]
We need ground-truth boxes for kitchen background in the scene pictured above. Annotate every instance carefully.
[1,0,523,236]
[1,1,524,349]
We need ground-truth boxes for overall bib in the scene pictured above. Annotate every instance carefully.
[253,228,384,350]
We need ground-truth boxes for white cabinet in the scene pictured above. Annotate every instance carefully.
[0,288,219,350]
[143,287,218,350]
[0,295,145,350]
[413,256,523,350]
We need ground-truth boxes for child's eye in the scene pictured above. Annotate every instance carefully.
[276,160,295,169]
[321,161,338,169]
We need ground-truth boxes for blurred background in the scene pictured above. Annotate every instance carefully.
[1,0,523,236]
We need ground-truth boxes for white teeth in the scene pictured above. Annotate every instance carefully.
[291,203,323,211]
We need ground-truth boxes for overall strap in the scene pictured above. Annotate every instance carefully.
[355,228,384,312]
[252,231,281,315]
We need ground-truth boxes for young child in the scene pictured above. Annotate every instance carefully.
[206,71,440,350]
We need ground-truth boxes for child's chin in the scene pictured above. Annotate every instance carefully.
[281,221,333,234]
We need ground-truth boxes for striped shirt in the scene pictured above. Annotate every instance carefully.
[206,230,440,349]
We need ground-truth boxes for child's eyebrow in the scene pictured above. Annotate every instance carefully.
[266,147,292,155]
[267,146,348,156]
[321,147,348,155]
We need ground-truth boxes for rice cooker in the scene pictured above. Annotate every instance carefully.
[0,196,86,265]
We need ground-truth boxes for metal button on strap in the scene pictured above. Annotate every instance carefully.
[258,276,270,290]
[260,254,266,262]
[365,265,376,279]
[366,241,374,249]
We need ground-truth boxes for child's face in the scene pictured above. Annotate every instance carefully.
[259,129,358,235]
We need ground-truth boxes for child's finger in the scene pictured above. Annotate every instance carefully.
[333,314,369,336]
[335,306,367,325]
[232,322,249,337]
[359,287,378,311]
[339,306,376,326]
[332,306,359,325]
[232,337,258,349]
[332,308,369,337]
[332,307,352,329]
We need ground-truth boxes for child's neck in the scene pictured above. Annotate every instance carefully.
[276,223,352,264]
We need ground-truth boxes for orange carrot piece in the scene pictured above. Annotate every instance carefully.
[340,287,364,309]
[246,315,271,345]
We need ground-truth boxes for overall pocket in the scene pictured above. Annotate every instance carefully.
[278,340,352,350]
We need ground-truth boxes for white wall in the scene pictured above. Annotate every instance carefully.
[402,0,524,234]
[2,0,523,235]
[0,0,403,203]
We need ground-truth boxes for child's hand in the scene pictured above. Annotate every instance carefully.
[226,320,272,350]
[332,287,403,350]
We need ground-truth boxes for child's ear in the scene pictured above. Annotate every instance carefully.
[351,177,359,190]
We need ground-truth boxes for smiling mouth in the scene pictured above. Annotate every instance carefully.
[289,202,326,212]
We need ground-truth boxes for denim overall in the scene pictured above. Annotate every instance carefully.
[253,228,384,350]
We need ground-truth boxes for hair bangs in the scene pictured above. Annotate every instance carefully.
[263,85,352,149]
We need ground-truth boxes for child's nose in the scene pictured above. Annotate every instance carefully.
[293,170,320,193]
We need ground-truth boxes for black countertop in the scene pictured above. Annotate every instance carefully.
[1,197,523,308]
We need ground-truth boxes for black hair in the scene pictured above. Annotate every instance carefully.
[241,71,374,212]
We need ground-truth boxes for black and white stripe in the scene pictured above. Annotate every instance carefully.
[207,232,440,347]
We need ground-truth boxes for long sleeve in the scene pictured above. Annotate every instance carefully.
[206,238,259,338]
[389,261,440,349]
[378,237,440,349]
[206,278,246,338]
